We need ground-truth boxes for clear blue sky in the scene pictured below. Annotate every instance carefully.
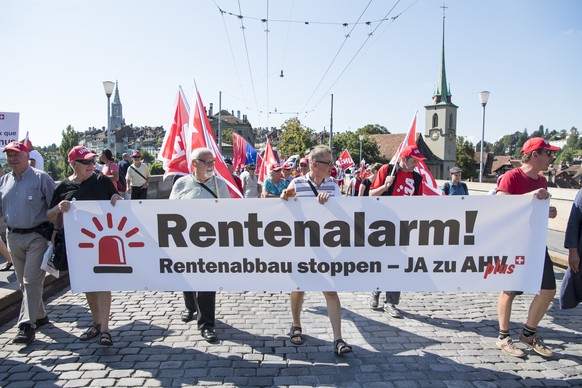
[1,0,580,148]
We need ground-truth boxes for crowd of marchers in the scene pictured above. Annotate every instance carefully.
[0,138,581,360]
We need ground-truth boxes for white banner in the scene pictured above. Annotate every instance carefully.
[64,196,549,293]
[0,112,20,147]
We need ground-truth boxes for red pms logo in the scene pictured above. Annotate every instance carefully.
[78,213,144,274]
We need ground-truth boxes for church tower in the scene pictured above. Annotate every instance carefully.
[110,81,124,130]
[424,8,458,179]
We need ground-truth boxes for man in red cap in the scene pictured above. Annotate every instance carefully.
[298,157,310,177]
[0,142,55,345]
[494,137,558,358]
[367,145,425,318]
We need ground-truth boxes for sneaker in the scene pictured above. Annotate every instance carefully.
[368,292,380,309]
[519,333,553,358]
[12,323,35,345]
[496,336,525,358]
[384,303,402,318]
[35,316,50,328]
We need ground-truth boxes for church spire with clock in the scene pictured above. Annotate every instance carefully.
[424,6,458,179]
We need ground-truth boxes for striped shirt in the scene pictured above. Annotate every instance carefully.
[288,174,341,197]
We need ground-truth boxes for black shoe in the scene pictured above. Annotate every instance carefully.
[201,328,218,343]
[181,309,196,323]
[0,262,13,271]
[12,323,35,345]
[35,316,50,328]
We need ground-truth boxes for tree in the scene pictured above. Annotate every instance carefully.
[221,128,235,145]
[357,124,390,135]
[141,150,154,164]
[149,161,165,175]
[455,136,477,180]
[57,125,80,180]
[276,118,315,159]
[332,131,383,164]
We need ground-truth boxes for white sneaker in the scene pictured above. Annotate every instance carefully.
[496,336,525,358]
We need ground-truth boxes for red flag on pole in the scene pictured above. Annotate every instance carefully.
[157,87,191,176]
[190,81,243,198]
[336,149,354,170]
[390,112,443,196]
[258,137,277,185]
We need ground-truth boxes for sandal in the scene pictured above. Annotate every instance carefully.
[79,324,101,341]
[334,339,353,355]
[289,325,304,345]
[98,332,113,346]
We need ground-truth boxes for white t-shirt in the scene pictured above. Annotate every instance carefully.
[240,170,260,198]
[29,150,44,171]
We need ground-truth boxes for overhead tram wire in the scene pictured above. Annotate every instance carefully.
[216,2,249,111]
[237,0,261,126]
[303,0,420,122]
[300,0,374,117]
[265,2,270,125]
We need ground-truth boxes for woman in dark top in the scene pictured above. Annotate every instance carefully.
[47,146,123,346]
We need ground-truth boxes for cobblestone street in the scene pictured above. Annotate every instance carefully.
[1,271,581,387]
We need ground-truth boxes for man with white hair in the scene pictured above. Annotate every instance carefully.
[169,147,231,343]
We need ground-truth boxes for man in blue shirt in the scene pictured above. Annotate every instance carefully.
[441,167,469,196]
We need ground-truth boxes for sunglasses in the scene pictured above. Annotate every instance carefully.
[196,159,215,166]
[75,159,96,165]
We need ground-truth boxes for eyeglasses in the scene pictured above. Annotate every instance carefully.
[538,149,553,157]
[315,160,334,166]
[75,159,96,165]
[196,159,215,166]
[249,167,255,170]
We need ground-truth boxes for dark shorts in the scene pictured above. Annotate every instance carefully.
[505,248,556,295]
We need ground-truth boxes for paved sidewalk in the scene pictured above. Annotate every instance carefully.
[1,270,581,387]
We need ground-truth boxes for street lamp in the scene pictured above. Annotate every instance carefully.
[103,81,115,149]
[478,91,490,183]
[359,134,364,164]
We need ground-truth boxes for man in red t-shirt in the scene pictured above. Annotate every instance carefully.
[368,145,425,318]
[494,137,558,359]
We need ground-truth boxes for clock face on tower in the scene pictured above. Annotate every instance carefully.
[448,130,455,141]
[430,129,440,141]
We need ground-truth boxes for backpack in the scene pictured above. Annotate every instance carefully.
[384,164,422,196]
[442,181,468,195]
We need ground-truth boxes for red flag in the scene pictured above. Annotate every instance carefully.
[158,87,191,176]
[360,159,366,176]
[391,112,443,196]
[232,133,248,170]
[22,131,33,151]
[336,149,354,170]
[258,137,277,185]
[190,81,243,198]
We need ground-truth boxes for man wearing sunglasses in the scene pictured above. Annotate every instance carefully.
[494,137,558,358]
[0,142,55,346]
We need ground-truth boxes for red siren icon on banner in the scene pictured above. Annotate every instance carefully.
[78,213,144,274]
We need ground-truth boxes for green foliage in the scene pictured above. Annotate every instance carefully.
[276,118,315,159]
[221,128,235,145]
[455,136,477,180]
[141,150,154,164]
[332,131,383,164]
[57,125,80,180]
[149,161,165,175]
[357,124,390,135]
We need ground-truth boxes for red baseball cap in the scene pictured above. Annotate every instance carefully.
[400,145,426,160]
[132,150,142,158]
[522,137,559,155]
[269,163,282,171]
[68,146,97,163]
[283,163,293,170]
[299,157,309,166]
[3,141,28,153]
